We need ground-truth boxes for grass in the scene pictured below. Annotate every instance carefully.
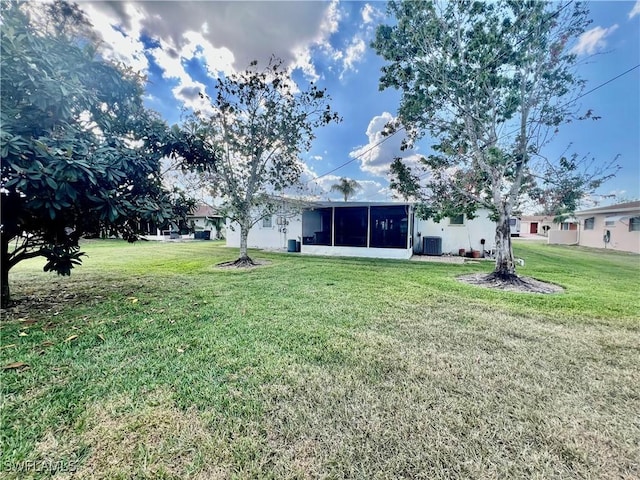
[1,239,639,479]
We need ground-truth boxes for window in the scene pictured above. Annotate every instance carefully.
[262,216,272,228]
[584,217,594,230]
[449,214,464,225]
[605,219,616,227]
[630,217,640,232]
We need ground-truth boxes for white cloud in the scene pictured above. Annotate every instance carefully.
[84,3,149,74]
[144,37,212,113]
[351,180,391,202]
[88,1,339,82]
[320,0,342,40]
[629,1,640,19]
[361,4,382,24]
[302,171,390,202]
[341,37,367,78]
[571,24,619,56]
[181,30,236,77]
[292,165,339,199]
[349,112,424,178]
[83,9,230,114]
[291,45,321,83]
[290,0,343,82]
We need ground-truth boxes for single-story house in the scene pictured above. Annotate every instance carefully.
[188,204,224,239]
[520,215,555,236]
[520,215,578,237]
[573,201,640,254]
[225,201,498,259]
[141,203,223,240]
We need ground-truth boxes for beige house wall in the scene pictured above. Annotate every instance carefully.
[578,214,639,254]
[521,219,555,236]
[548,230,578,245]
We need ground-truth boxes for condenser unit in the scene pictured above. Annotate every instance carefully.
[423,236,442,256]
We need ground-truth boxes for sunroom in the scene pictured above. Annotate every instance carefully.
[300,202,413,259]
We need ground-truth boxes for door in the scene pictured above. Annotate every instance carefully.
[530,222,538,234]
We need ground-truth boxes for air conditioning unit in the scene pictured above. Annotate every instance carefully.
[423,236,442,256]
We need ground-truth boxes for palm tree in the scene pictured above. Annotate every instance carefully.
[330,177,361,201]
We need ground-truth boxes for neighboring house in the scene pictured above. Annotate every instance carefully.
[226,200,497,259]
[141,204,223,240]
[558,217,580,231]
[188,204,224,239]
[520,215,555,236]
[139,219,180,239]
[573,201,640,254]
[520,215,578,237]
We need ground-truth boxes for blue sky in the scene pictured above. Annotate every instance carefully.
[81,1,640,207]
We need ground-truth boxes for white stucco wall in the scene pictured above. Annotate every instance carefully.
[301,245,412,260]
[414,209,497,255]
[226,205,497,258]
[226,214,303,250]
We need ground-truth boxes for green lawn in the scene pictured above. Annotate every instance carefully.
[1,239,639,479]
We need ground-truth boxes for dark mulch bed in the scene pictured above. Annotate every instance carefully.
[458,273,564,294]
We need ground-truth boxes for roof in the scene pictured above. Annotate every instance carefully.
[188,204,221,218]
[308,201,411,208]
[575,201,640,216]
[520,215,553,222]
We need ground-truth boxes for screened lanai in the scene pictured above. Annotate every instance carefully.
[301,202,413,259]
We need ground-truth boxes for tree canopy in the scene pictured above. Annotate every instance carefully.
[374,0,617,280]
[181,57,340,265]
[0,2,194,307]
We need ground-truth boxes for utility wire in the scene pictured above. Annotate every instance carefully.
[565,63,639,106]
[311,2,636,194]
[492,63,640,148]
[306,126,404,184]
[410,63,639,182]
[308,2,574,186]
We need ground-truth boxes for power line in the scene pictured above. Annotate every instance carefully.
[311,3,635,193]
[565,63,639,107]
[306,126,405,184]
[410,63,639,183]
[308,2,574,186]
[457,62,640,153]
[497,63,640,145]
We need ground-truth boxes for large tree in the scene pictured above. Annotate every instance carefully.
[0,2,195,307]
[182,58,340,266]
[330,177,361,201]
[374,0,616,281]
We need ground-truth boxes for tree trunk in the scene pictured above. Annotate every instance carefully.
[239,224,249,260]
[1,236,11,309]
[489,215,518,280]
[234,222,255,266]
